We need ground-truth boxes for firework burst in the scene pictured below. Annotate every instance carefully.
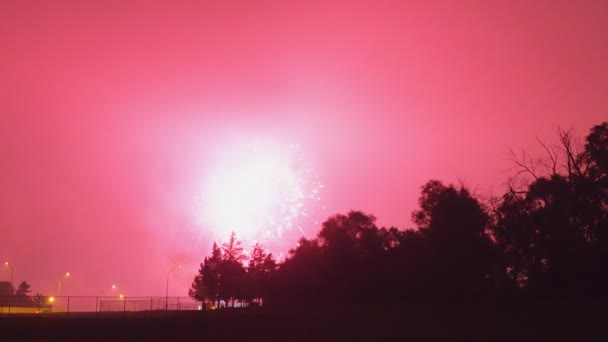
[194,141,323,250]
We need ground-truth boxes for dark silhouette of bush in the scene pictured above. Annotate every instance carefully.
[191,122,608,308]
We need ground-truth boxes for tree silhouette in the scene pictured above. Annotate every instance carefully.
[0,281,13,297]
[246,243,277,305]
[222,232,247,264]
[189,121,608,309]
[15,281,32,297]
[585,122,608,177]
[269,211,409,306]
[32,293,51,309]
[0,281,14,306]
[14,281,33,306]
[219,232,247,307]
[492,122,608,298]
[412,180,496,297]
[189,242,222,308]
[189,262,209,305]
[269,237,323,306]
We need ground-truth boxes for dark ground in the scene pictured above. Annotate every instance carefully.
[0,301,606,341]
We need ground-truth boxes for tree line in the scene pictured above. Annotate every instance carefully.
[189,232,276,308]
[190,122,608,307]
[0,281,51,307]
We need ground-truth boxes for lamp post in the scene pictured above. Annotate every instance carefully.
[57,272,70,297]
[3,262,14,296]
[47,296,55,313]
[165,265,181,310]
[112,284,124,299]
[4,262,14,314]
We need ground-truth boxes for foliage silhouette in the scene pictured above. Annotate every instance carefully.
[15,281,32,297]
[0,281,14,297]
[0,281,50,307]
[190,121,608,307]
[189,242,222,308]
[190,233,250,308]
[491,122,608,299]
[246,243,277,304]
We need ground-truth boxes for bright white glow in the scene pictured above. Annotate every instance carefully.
[197,141,319,243]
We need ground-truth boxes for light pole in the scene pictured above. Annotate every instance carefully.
[111,284,124,299]
[165,265,181,310]
[57,272,70,297]
[4,262,14,314]
[3,262,14,296]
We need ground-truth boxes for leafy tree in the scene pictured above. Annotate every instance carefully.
[583,122,608,250]
[412,180,495,296]
[270,211,406,306]
[190,122,608,308]
[584,122,608,178]
[318,211,386,302]
[269,237,323,306]
[492,123,608,297]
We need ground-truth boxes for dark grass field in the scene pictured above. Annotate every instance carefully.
[0,301,606,341]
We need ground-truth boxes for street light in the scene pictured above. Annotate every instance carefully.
[3,262,14,297]
[57,272,70,297]
[165,265,182,310]
[111,285,124,299]
[4,262,14,314]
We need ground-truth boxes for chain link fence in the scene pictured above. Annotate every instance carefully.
[0,296,202,314]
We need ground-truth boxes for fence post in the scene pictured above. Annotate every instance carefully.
[123,296,127,312]
[95,296,99,312]
[150,297,153,311]
[177,297,180,311]
[67,296,70,314]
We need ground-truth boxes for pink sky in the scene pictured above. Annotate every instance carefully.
[1,0,607,297]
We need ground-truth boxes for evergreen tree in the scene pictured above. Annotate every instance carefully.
[15,281,32,297]
[189,243,223,308]
[219,232,247,307]
[222,232,247,263]
[247,244,277,304]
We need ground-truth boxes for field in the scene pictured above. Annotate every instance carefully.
[0,301,605,341]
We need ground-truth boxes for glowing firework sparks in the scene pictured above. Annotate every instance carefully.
[195,141,323,248]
